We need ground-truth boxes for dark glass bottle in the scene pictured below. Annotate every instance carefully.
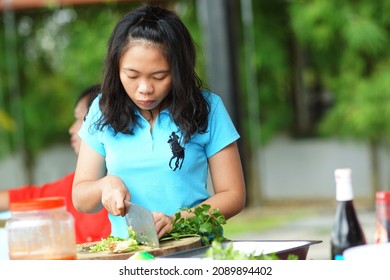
[330,168,366,260]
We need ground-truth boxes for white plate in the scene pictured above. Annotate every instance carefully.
[343,243,390,260]
[160,240,322,259]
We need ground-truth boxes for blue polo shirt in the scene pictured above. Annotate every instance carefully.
[79,91,240,238]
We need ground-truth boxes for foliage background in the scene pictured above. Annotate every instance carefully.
[1,2,140,182]
[2,0,390,195]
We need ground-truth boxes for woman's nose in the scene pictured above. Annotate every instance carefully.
[138,80,153,94]
[69,122,76,135]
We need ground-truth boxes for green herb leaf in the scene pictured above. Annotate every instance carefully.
[161,204,227,245]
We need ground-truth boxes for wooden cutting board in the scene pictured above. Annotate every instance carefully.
[76,236,202,260]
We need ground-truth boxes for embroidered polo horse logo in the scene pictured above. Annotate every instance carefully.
[168,132,185,171]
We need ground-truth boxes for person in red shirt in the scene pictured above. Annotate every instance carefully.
[0,85,110,244]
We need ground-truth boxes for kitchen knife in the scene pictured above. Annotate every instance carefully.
[124,201,159,247]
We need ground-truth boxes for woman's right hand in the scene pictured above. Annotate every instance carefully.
[101,175,130,217]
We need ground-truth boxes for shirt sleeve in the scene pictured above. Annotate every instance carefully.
[78,94,106,156]
[205,92,240,158]
[8,173,74,204]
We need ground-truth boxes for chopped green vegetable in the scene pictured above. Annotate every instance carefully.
[110,238,140,253]
[89,204,227,253]
[88,226,145,253]
[161,204,227,245]
[128,226,137,239]
[89,236,125,252]
[89,236,140,253]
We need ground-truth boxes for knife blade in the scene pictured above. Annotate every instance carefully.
[124,201,159,247]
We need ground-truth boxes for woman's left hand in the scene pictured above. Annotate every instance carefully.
[152,212,174,239]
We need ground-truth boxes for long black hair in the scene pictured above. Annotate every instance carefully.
[99,5,209,143]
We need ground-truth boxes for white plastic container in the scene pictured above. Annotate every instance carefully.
[6,197,76,260]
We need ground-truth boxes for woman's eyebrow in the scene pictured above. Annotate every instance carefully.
[124,68,170,74]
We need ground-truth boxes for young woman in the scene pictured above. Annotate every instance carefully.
[72,5,246,239]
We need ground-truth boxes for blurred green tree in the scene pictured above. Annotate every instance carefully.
[5,0,390,199]
[0,3,137,183]
[289,0,390,196]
